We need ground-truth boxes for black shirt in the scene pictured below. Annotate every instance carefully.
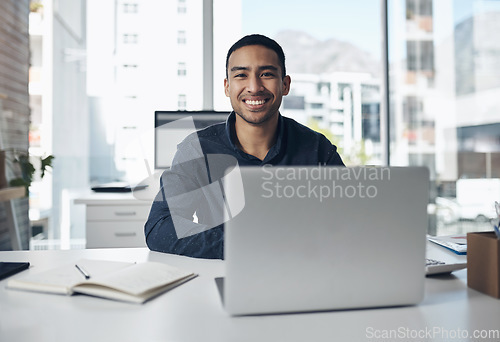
[145,112,344,259]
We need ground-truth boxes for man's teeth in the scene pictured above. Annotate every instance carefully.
[246,99,265,105]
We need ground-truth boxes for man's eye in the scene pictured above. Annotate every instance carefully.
[262,72,275,77]
[234,73,246,78]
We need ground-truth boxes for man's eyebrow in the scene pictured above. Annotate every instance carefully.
[230,66,249,73]
[258,65,279,72]
[229,65,279,73]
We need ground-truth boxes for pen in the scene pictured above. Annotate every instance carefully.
[493,223,500,240]
[492,201,500,240]
[75,264,91,279]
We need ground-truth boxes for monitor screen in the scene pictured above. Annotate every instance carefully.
[154,110,230,169]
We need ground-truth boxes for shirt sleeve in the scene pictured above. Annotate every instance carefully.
[144,142,225,259]
[326,146,345,166]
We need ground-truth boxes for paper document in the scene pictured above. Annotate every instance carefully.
[427,234,467,255]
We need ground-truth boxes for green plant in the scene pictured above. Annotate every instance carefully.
[30,1,43,13]
[306,118,372,166]
[2,149,54,196]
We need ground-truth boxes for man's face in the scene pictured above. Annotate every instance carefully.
[224,45,291,126]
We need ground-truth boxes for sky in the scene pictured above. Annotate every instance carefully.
[241,0,382,57]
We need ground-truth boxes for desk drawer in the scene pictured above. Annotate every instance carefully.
[86,221,146,248]
[87,205,150,221]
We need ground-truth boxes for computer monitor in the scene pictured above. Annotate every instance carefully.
[154,110,230,169]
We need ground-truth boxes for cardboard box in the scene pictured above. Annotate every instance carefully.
[467,232,500,299]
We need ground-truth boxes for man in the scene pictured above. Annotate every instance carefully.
[145,34,344,259]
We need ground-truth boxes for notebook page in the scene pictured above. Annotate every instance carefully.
[75,262,194,296]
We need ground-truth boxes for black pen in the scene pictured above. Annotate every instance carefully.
[75,264,91,279]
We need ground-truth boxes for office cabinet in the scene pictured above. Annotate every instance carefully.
[75,193,151,248]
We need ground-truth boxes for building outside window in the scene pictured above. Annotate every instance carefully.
[123,3,138,13]
[123,33,138,44]
[178,0,186,14]
[389,0,500,234]
[242,0,383,166]
[178,94,187,109]
[243,0,500,236]
[177,62,187,76]
[177,30,186,45]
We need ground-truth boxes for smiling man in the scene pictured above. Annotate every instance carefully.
[145,34,344,259]
[225,42,291,160]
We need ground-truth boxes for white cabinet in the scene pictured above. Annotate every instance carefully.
[75,193,152,248]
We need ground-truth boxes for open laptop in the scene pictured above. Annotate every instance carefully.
[221,166,429,316]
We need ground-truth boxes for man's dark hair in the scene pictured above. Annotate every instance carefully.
[225,34,286,79]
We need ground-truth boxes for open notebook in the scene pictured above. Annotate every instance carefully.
[7,259,196,304]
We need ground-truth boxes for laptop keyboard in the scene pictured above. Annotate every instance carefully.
[425,258,467,275]
[426,258,445,266]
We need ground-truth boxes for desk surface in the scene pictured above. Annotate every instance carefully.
[1,244,499,342]
[74,190,153,205]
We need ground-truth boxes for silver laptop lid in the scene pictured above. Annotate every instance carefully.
[223,166,429,315]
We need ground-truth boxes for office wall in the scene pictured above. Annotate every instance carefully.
[0,0,30,250]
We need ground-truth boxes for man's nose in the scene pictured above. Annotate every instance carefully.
[247,75,264,93]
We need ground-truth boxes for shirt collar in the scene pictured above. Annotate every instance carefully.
[225,111,284,163]
[225,112,238,151]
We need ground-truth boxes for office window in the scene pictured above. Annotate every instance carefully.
[117,63,139,94]
[388,0,500,235]
[123,3,138,13]
[177,62,186,76]
[178,94,187,109]
[178,0,187,14]
[406,41,434,72]
[177,30,186,45]
[242,0,382,166]
[123,34,138,44]
[406,0,432,18]
[362,103,380,142]
[403,96,422,127]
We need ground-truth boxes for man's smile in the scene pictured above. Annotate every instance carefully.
[242,96,271,110]
[244,99,267,105]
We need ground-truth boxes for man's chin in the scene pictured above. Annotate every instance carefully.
[236,111,277,126]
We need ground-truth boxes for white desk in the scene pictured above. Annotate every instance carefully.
[1,244,499,342]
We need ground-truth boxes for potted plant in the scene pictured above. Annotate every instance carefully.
[0,148,54,196]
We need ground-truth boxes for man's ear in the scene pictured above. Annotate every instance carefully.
[282,75,291,96]
[224,78,230,97]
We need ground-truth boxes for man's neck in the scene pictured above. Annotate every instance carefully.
[233,114,279,161]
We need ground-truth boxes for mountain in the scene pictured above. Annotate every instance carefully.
[274,30,381,77]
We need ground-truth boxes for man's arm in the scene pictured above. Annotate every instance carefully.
[144,168,225,259]
[144,138,230,259]
[144,201,224,259]
[327,148,345,166]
